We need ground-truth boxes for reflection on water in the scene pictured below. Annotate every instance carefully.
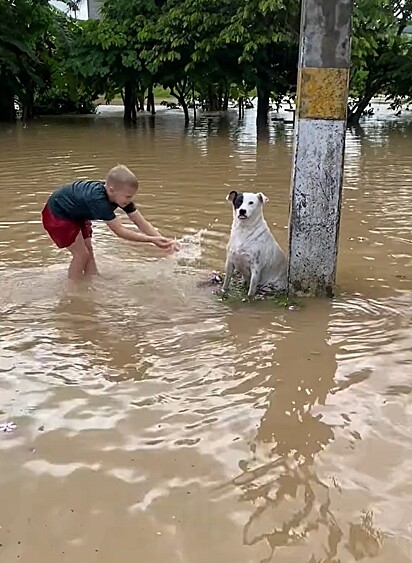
[0,105,411,562]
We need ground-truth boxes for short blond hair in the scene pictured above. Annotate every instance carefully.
[106,164,138,190]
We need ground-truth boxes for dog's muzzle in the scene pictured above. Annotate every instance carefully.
[238,210,247,220]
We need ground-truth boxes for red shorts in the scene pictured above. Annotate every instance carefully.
[42,205,93,249]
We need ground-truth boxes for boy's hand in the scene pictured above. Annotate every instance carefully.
[152,236,176,250]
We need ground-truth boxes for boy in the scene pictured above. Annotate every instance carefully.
[42,164,176,286]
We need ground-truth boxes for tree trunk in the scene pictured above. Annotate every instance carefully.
[132,96,137,122]
[181,97,189,125]
[256,85,270,128]
[123,82,133,122]
[21,85,35,123]
[223,90,229,111]
[137,93,144,112]
[218,84,224,110]
[206,84,219,111]
[238,96,244,119]
[192,83,196,124]
[347,92,376,126]
[0,82,16,122]
[171,88,190,126]
[146,85,156,114]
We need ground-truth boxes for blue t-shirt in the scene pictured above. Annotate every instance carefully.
[48,180,136,221]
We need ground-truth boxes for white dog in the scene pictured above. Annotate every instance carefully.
[222,191,287,297]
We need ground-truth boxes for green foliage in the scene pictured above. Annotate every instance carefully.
[0,0,98,121]
[2,0,412,125]
[64,0,299,121]
[0,0,51,119]
[349,0,412,124]
[34,85,96,115]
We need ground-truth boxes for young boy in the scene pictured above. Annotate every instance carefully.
[42,164,176,285]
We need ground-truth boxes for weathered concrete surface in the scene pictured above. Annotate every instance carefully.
[300,0,353,68]
[288,0,353,297]
[288,119,346,297]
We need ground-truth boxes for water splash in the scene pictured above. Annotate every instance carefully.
[173,229,207,265]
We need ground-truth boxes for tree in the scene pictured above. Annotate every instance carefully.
[149,0,300,125]
[216,0,300,127]
[0,0,53,121]
[4,0,411,128]
[348,0,412,125]
[68,0,300,126]
[136,0,244,122]
[0,0,95,122]
[68,0,161,122]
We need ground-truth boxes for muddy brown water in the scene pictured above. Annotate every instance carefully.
[0,105,411,563]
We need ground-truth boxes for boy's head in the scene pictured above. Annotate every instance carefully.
[105,164,138,207]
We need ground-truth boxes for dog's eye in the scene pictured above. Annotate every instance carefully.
[249,201,253,205]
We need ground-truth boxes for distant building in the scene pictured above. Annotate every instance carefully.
[50,1,88,19]
[87,0,102,19]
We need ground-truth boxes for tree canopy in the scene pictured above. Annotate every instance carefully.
[349,0,412,124]
[0,0,411,126]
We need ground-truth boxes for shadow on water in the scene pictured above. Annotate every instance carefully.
[222,301,385,562]
[223,302,337,561]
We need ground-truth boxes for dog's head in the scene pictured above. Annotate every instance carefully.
[226,191,269,222]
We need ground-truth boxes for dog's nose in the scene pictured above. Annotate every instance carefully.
[239,209,246,216]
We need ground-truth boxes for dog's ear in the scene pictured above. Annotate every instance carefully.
[226,191,237,203]
[257,192,269,204]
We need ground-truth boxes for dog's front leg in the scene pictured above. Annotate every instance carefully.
[248,269,259,298]
[222,259,235,292]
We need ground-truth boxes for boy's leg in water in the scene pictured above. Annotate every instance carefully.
[67,231,90,290]
[84,237,99,277]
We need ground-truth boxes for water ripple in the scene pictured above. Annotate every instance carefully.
[0,109,411,562]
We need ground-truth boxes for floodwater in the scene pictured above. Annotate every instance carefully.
[0,103,411,563]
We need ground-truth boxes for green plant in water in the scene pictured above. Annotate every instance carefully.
[207,271,300,308]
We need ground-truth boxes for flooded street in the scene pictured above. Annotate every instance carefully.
[0,105,411,563]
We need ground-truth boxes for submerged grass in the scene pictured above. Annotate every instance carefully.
[205,271,300,309]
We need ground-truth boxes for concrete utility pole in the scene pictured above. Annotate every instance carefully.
[288,0,353,297]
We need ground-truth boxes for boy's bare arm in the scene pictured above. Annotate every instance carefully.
[127,209,160,237]
[106,217,172,248]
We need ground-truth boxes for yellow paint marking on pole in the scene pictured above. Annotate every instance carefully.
[296,67,350,121]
